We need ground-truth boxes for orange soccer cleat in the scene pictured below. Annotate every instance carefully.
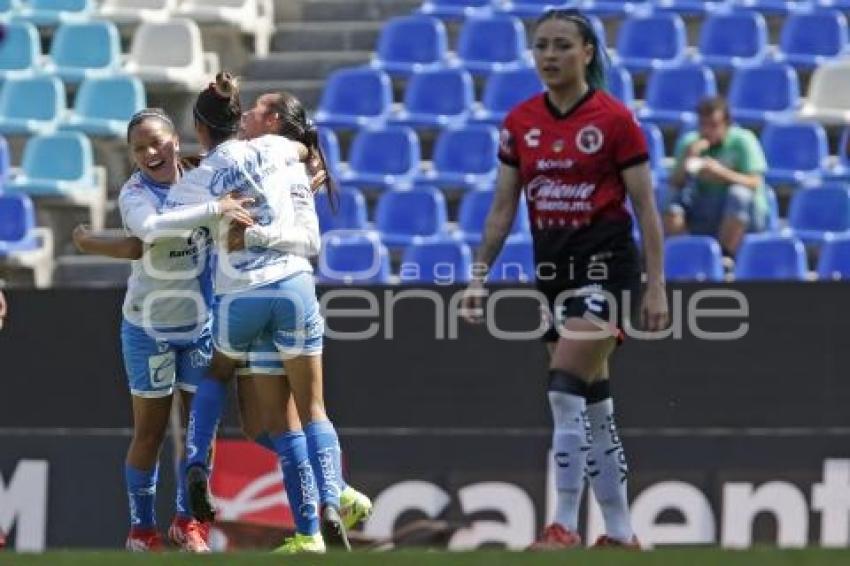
[528,523,582,551]
[125,527,165,552]
[168,516,211,553]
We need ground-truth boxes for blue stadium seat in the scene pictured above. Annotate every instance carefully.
[652,0,731,16]
[399,238,473,284]
[777,10,850,71]
[606,65,634,107]
[640,122,669,182]
[0,135,10,188]
[6,132,95,196]
[314,68,393,130]
[728,63,800,126]
[582,0,652,18]
[0,193,38,255]
[316,187,368,234]
[664,235,724,281]
[371,16,448,77]
[698,12,769,71]
[638,64,717,129]
[0,76,65,136]
[734,234,808,281]
[0,21,40,82]
[340,126,421,191]
[826,127,850,181]
[614,13,687,73]
[391,68,474,129]
[456,15,527,76]
[0,0,19,14]
[816,233,850,280]
[471,66,542,125]
[497,0,557,17]
[788,184,850,245]
[415,125,499,191]
[489,237,534,282]
[318,231,391,284]
[375,187,448,247]
[816,0,850,8]
[60,75,145,137]
[765,184,781,231]
[418,0,493,19]
[761,122,828,188]
[318,128,341,178]
[457,189,530,247]
[731,0,813,16]
[48,21,121,83]
[14,0,94,25]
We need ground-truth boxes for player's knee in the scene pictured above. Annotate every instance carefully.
[131,427,166,457]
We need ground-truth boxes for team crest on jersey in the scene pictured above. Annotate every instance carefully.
[576,125,604,154]
[524,128,541,148]
[552,139,565,153]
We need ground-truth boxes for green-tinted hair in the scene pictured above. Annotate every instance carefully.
[535,9,609,91]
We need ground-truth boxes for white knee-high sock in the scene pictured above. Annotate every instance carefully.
[549,388,589,531]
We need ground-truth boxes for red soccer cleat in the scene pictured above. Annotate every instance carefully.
[0,528,6,549]
[593,534,642,549]
[125,527,165,552]
[528,523,582,551]
[168,516,211,553]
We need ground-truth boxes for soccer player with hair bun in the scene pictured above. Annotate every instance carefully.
[462,9,669,550]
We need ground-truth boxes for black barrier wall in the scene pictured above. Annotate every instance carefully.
[1,285,850,549]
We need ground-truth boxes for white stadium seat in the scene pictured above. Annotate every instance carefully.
[176,0,274,56]
[99,0,178,25]
[800,59,850,125]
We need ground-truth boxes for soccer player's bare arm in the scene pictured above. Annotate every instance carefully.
[72,224,144,260]
[475,164,523,273]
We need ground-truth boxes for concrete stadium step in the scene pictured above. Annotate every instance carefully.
[273,21,382,52]
[240,79,325,110]
[302,0,422,22]
[243,51,372,81]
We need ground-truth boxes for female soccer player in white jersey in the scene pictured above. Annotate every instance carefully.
[163,73,354,552]
[73,108,254,552]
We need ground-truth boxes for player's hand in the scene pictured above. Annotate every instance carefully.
[71,223,91,253]
[697,158,726,182]
[227,222,247,252]
[218,192,255,226]
[461,278,487,324]
[687,138,710,157]
[309,169,328,192]
[641,281,669,332]
[0,289,6,331]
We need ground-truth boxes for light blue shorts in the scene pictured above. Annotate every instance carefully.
[212,272,324,365]
[236,332,287,377]
[121,318,212,398]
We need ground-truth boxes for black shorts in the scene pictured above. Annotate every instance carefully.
[538,243,642,344]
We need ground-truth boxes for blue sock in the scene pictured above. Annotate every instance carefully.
[186,377,227,470]
[271,431,319,536]
[304,420,343,509]
[174,459,190,519]
[254,432,275,453]
[125,463,158,529]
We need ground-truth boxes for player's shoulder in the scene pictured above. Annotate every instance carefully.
[118,171,149,201]
[592,89,635,120]
[505,92,547,124]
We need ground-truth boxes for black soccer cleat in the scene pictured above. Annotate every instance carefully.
[186,464,216,523]
[320,504,351,551]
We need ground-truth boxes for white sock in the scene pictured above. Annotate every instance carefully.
[548,390,588,531]
[586,397,634,542]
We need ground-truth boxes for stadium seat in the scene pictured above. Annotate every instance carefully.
[825,128,850,181]
[0,193,54,288]
[124,19,220,91]
[318,231,391,284]
[664,235,724,281]
[606,65,635,107]
[471,66,543,125]
[761,122,829,188]
[652,0,731,16]
[5,132,106,230]
[787,184,850,245]
[776,10,849,71]
[816,233,850,280]
[176,0,274,56]
[816,0,850,8]
[799,59,850,125]
[456,188,529,247]
[733,234,808,281]
[339,126,421,191]
[697,11,769,71]
[640,122,669,182]
[730,0,812,16]
[415,125,499,191]
[497,0,557,18]
[456,15,527,76]
[60,75,146,137]
[0,135,10,188]
[727,63,800,126]
[0,76,65,136]
[765,184,781,232]
[399,238,473,284]
[375,187,448,247]
[370,15,448,77]
[638,64,717,129]
[418,0,493,19]
[316,187,369,234]
[582,0,652,18]
[14,0,94,26]
[391,68,474,129]
[314,68,393,130]
[318,128,341,178]
[0,0,20,15]
[47,21,121,84]
[99,0,177,25]
[0,21,40,82]
[614,13,687,73]
[489,237,534,282]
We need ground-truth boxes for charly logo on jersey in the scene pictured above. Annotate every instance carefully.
[524,128,541,148]
[576,125,604,154]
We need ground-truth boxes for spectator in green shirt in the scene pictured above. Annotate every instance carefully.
[664,96,769,256]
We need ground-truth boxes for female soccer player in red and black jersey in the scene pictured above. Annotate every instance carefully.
[462,9,669,550]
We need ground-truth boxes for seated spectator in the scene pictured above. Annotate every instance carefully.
[664,96,769,255]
